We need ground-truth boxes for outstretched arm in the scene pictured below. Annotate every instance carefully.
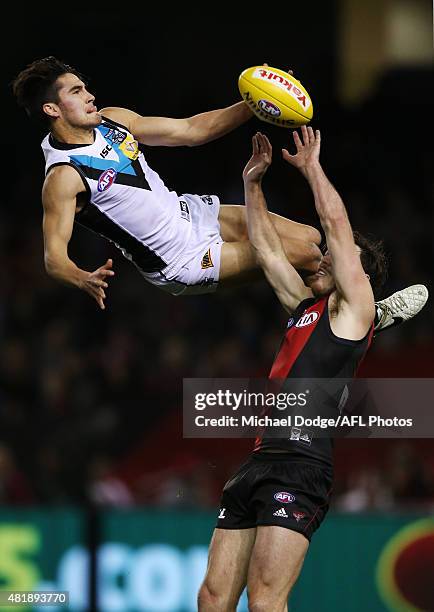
[100,102,253,147]
[283,127,375,329]
[42,166,115,310]
[243,133,312,313]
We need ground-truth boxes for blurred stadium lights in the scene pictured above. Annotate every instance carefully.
[338,0,433,104]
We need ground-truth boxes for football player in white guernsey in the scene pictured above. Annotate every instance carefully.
[13,57,323,309]
[13,57,428,332]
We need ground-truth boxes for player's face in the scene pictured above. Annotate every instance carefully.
[53,73,101,128]
[304,251,335,296]
[305,246,363,296]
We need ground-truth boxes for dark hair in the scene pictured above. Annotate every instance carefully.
[353,231,388,296]
[12,57,84,126]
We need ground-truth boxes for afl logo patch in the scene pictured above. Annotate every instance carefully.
[98,168,117,192]
[274,492,295,504]
[296,311,319,328]
[258,99,281,117]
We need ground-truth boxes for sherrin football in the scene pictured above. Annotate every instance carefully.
[238,66,313,127]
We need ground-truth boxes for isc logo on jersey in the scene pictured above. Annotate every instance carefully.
[295,311,319,328]
[98,168,117,192]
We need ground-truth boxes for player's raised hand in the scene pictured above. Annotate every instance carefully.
[243,132,272,183]
[80,258,115,310]
[282,126,321,176]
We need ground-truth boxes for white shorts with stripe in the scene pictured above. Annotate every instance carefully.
[141,193,223,296]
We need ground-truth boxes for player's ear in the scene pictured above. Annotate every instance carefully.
[43,102,60,119]
[366,274,370,280]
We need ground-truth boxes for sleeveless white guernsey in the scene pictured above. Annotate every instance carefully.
[41,117,192,278]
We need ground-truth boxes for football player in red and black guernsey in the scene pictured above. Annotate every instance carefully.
[199,128,388,612]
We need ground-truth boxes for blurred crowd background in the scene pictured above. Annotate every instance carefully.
[1,2,434,514]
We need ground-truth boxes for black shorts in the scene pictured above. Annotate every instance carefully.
[216,453,333,541]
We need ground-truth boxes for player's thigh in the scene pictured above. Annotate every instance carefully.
[218,204,321,244]
[218,238,318,287]
[219,240,263,287]
[247,526,309,604]
[200,527,256,606]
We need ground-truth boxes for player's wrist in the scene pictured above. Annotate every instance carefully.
[243,174,263,188]
[304,160,322,181]
[75,269,91,290]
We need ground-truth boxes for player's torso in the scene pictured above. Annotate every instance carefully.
[256,296,373,466]
[41,118,191,274]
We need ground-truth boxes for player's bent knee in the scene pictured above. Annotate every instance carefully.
[312,226,322,245]
[303,224,322,245]
[286,239,321,272]
[198,582,238,611]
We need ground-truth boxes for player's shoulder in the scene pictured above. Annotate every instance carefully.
[43,164,85,197]
[99,107,139,131]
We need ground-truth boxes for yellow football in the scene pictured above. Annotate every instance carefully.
[238,66,313,128]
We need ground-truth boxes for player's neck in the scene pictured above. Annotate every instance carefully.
[51,123,95,146]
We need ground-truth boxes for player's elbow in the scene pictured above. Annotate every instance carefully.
[186,130,209,147]
[44,250,63,279]
[321,213,348,234]
[44,254,57,278]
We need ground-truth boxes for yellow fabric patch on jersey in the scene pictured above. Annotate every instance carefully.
[120,134,139,160]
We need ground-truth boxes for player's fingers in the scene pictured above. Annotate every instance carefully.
[252,134,259,154]
[264,137,273,158]
[94,279,108,288]
[100,267,115,277]
[287,68,294,75]
[293,130,303,150]
[315,129,321,142]
[90,288,104,310]
[307,126,315,144]
[301,125,309,146]
[105,258,113,268]
[262,133,272,152]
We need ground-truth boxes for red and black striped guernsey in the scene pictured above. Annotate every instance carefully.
[254,296,374,468]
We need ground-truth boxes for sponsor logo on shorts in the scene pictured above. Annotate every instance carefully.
[289,427,312,446]
[218,508,226,519]
[97,168,117,192]
[274,492,295,504]
[293,511,307,522]
[200,277,215,287]
[179,200,190,222]
[299,430,313,445]
[273,507,288,518]
[258,99,281,117]
[201,195,214,206]
[296,311,319,328]
[201,248,214,269]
